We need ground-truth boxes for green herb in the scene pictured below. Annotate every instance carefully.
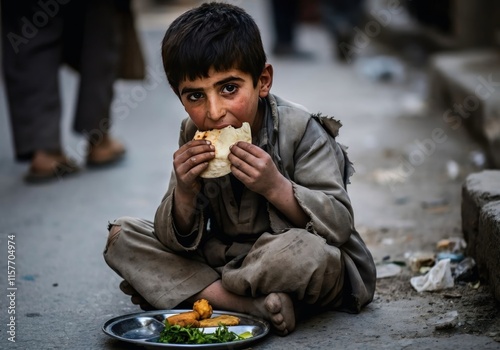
[158,323,247,344]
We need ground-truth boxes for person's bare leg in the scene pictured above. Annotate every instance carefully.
[187,280,295,336]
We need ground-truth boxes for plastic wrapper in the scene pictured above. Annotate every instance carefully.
[453,257,479,283]
[410,258,454,292]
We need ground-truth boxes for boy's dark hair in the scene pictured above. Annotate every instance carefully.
[161,2,267,96]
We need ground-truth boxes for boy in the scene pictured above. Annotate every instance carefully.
[104,2,376,336]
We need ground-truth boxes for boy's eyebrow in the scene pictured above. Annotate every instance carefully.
[180,75,245,95]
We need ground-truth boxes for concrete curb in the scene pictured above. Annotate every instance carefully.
[479,201,500,301]
[462,170,500,301]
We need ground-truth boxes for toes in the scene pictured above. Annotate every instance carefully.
[264,294,282,314]
[260,293,295,336]
[119,280,136,295]
[269,293,296,335]
[273,325,289,337]
[131,295,145,305]
[140,302,156,311]
[270,312,284,326]
[120,280,154,310]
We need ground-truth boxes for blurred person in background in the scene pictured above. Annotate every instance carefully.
[321,0,365,62]
[1,0,144,183]
[270,0,313,59]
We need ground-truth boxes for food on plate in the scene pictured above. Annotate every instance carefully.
[165,299,240,328]
[159,299,247,344]
[193,122,252,178]
[193,298,213,319]
[158,323,244,344]
[166,311,201,327]
[199,314,240,327]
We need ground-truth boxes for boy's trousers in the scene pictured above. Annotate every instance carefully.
[104,216,346,309]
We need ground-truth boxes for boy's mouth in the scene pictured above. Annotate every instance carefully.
[208,122,244,131]
[212,124,232,130]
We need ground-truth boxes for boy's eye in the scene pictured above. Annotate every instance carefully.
[188,92,204,101]
[222,84,237,94]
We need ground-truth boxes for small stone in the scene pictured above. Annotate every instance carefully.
[427,310,459,330]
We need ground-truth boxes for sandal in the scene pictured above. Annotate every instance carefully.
[87,135,126,167]
[24,150,80,183]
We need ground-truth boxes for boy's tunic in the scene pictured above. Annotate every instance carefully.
[104,94,376,313]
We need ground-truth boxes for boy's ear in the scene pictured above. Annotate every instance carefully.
[258,64,273,98]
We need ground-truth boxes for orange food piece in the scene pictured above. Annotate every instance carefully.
[193,299,213,320]
[166,311,200,327]
[165,300,236,328]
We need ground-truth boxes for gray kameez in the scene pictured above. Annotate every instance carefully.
[104,94,376,313]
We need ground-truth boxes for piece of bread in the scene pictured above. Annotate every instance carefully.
[193,122,252,178]
[166,311,200,327]
[198,315,240,327]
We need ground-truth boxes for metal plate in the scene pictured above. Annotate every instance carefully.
[102,309,270,349]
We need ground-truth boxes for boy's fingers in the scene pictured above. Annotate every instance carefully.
[232,141,262,157]
[174,147,214,177]
[177,142,213,159]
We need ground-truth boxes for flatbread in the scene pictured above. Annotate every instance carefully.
[198,315,240,327]
[193,122,252,178]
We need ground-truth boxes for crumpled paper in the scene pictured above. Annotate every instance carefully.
[410,258,454,292]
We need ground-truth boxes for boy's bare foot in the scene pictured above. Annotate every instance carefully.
[119,280,155,311]
[189,281,296,336]
[254,293,295,336]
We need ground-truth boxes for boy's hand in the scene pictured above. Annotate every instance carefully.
[173,140,215,195]
[229,141,309,227]
[228,141,285,199]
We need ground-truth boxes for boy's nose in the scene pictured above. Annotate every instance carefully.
[206,98,226,121]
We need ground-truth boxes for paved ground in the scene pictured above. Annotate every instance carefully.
[0,1,499,349]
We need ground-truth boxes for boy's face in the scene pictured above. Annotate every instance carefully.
[177,65,273,135]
